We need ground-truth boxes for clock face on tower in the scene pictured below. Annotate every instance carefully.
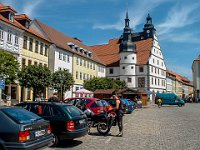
[147,30,150,33]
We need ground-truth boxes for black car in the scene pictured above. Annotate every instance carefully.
[0,107,53,150]
[16,102,88,146]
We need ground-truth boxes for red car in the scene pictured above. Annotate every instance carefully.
[100,100,113,112]
[64,98,104,115]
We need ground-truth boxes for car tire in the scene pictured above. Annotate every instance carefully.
[51,134,59,147]
[0,145,4,150]
[178,104,182,107]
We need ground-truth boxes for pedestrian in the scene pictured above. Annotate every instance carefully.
[112,95,124,137]
[48,92,60,102]
[157,97,162,108]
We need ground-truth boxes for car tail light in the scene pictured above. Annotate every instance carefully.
[19,131,30,142]
[47,125,51,134]
[66,121,75,131]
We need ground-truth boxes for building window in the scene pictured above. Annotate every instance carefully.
[63,54,66,62]
[155,68,157,74]
[0,29,4,40]
[80,59,82,66]
[39,63,42,66]
[158,69,159,75]
[59,52,62,60]
[139,66,144,72]
[28,60,32,66]
[151,77,154,85]
[93,64,95,70]
[87,61,89,68]
[7,30,12,43]
[40,43,43,55]
[67,55,70,62]
[83,73,86,80]
[34,61,38,66]
[80,72,82,80]
[29,38,33,51]
[87,74,89,80]
[155,78,157,85]
[90,62,92,69]
[76,71,78,79]
[84,60,86,67]
[158,79,160,86]
[44,64,47,68]
[76,57,79,65]
[9,12,14,22]
[22,58,26,69]
[27,88,31,100]
[157,60,159,65]
[35,41,39,53]
[153,59,155,63]
[44,45,48,56]
[14,35,18,45]
[127,77,132,83]
[122,66,125,69]
[138,77,145,88]
[131,66,134,69]
[90,75,92,79]
[124,56,127,59]
[151,66,153,73]
[132,57,134,60]
[23,36,27,49]
[109,68,113,74]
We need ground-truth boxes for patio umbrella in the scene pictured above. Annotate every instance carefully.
[74,89,93,94]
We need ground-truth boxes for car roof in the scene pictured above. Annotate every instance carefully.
[16,101,73,107]
[65,97,100,101]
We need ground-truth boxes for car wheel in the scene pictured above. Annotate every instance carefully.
[51,134,59,147]
[178,104,182,107]
[0,145,4,150]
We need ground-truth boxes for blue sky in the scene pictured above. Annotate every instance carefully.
[1,0,200,80]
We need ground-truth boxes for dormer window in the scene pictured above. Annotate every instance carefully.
[67,42,74,49]
[88,52,92,57]
[25,21,29,28]
[9,12,14,22]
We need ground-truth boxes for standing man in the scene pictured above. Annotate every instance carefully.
[112,95,123,137]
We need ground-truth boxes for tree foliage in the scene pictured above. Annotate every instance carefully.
[0,50,19,83]
[83,77,127,91]
[18,65,52,99]
[51,70,74,100]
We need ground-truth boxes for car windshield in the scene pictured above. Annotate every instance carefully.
[2,108,42,124]
[63,105,83,117]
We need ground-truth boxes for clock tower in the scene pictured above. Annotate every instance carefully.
[143,14,156,39]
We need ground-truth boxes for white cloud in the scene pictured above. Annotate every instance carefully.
[157,2,200,35]
[22,0,44,17]
[93,0,172,30]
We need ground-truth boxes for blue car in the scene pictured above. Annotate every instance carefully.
[120,98,134,114]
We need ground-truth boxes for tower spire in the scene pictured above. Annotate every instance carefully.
[125,11,130,27]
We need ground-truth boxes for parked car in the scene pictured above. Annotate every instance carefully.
[100,100,113,112]
[155,93,185,107]
[64,98,104,115]
[120,98,134,114]
[102,98,127,113]
[0,106,53,150]
[15,102,88,146]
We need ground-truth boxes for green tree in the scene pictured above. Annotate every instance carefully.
[51,70,74,101]
[18,65,52,101]
[83,77,127,91]
[0,50,19,83]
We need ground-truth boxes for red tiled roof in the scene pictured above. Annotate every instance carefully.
[166,69,192,86]
[0,13,51,43]
[94,89,116,94]
[34,19,103,64]
[195,56,200,61]
[91,38,153,66]
[15,14,32,21]
[0,5,17,13]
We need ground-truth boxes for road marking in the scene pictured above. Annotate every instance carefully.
[105,137,112,143]
[124,123,128,126]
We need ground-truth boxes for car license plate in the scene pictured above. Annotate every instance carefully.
[35,129,45,137]
[79,119,85,124]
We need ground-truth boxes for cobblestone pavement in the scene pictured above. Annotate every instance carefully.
[45,103,200,150]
